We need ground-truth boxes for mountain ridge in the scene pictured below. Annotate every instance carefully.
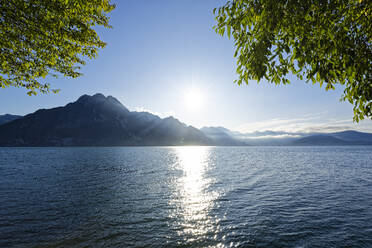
[0,94,211,146]
[200,127,372,146]
[1,94,371,146]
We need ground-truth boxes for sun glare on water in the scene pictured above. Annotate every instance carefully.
[170,146,221,238]
[184,88,204,111]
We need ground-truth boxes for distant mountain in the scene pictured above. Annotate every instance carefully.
[331,130,372,144]
[0,114,22,126]
[292,135,349,146]
[293,131,372,146]
[200,127,247,145]
[201,126,372,146]
[0,94,211,146]
[200,126,302,146]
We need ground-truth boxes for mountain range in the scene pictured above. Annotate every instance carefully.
[0,93,371,146]
[0,94,210,146]
[201,126,372,146]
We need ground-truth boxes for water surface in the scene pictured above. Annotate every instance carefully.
[1,146,372,247]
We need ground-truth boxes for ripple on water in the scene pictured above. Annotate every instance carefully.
[0,146,372,247]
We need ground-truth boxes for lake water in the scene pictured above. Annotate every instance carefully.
[1,146,372,248]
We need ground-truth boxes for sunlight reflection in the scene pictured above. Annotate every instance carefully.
[171,146,221,243]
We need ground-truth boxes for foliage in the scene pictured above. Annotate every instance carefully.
[0,0,115,95]
[214,0,371,121]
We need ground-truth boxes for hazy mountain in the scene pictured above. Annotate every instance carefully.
[0,94,212,146]
[201,126,301,145]
[0,114,22,126]
[200,127,247,145]
[292,135,350,146]
[201,126,372,146]
[331,130,372,144]
[293,131,372,146]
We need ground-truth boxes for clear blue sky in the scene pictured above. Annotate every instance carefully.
[0,0,371,133]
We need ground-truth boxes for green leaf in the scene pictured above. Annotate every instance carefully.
[214,0,372,121]
[0,0,115,95]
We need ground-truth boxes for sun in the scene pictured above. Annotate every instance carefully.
[184,88,204,111]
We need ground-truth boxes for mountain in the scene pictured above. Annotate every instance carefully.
[201,126,372,146]
[331,130,372,144]
[293,131,372,145]
[0,114,22,126]
[1,95,371,146]
[0,94,211,146]
[292,135,349,146]
[200,127,247,145]
[200,127,302,146]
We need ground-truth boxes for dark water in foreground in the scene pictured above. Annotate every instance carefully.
[1,146,372,248]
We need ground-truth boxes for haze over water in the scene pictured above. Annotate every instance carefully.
[1,146,372,247]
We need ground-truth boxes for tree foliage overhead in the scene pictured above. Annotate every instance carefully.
[0,0,115,95]
[214,0,371,121]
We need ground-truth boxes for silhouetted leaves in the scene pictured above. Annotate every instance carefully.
[214,0,371,121]
[0,0,115,95]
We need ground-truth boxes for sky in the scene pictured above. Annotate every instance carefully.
[0,0,371,133]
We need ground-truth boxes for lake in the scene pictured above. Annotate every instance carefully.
[1,146,372,247]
